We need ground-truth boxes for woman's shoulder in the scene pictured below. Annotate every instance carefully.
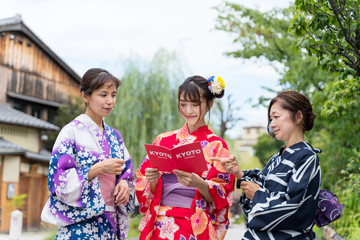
[57,119,78,135]
[203,135,228,151]
[293,142,321,154]
[56,115,92,138]
[150,129,179,146]
[204,129,228,146]
[286,142,321,163]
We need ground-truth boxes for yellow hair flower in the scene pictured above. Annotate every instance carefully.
[208,76,225,95]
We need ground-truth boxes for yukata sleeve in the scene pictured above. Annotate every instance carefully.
[114,137,135,240]
[201,141,235,223]
[117,142,136,215]
[205,141,235,210]
[135,135,162,215]
[47,126,91,208]
[246,152,320,231]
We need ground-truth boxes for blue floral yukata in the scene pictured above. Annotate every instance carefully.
[41,114,135,240]
[239,142,321,240]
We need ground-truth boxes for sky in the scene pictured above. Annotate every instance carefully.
[1,0,290,138]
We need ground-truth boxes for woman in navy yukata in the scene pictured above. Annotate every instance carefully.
[212,90,321,239]
[41,68,135,240]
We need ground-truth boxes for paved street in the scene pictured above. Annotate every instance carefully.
[225,223,246,239]
[0,223,246,239]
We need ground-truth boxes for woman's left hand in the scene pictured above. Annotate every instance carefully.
[114,180,130,206]
[240,181,261,200]
[173,169,204,188]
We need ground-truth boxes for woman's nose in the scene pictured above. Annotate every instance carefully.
[107,96,115,104]
[184,105,192,113]
[269,120,275,127]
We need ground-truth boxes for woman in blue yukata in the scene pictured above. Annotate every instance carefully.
[41,68,135,240]
[212,90,321,239]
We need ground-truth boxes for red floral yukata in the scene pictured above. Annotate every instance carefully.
[135,124,235,240]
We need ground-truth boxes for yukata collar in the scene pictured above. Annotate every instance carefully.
[279,141,306,156]
[76,114,108,134]
[181,123,209,136]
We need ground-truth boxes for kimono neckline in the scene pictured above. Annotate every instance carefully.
[182,123,209,136]
[279,141,317,156]
[76,114,108,135]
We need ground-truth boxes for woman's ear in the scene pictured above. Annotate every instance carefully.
[208,99,214,110]
[295,111,303,125]
[81,92,89,104]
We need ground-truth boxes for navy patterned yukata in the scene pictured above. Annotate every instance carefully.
[239,141,321,240]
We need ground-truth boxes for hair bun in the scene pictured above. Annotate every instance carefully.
[305,112,316,131]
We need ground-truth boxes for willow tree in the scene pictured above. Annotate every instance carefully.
[106,49,185,169]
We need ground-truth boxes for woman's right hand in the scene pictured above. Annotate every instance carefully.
[210,155,243,179]
[88,158,125,180]
[100,158,125,175]
[145,168,160,184]
[145,168,160,193]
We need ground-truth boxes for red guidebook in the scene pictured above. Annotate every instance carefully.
[144,141,208,173]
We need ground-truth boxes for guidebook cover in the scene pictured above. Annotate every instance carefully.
[144,141,208,173]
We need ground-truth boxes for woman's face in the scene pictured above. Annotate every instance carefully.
[269,101,299,143]
[83,81,117,119]
[179,93,209,130]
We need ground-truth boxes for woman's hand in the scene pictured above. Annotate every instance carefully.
[173,169,213,203]
[240,181,261,200]
[88,158,125,180]
[210,155,243,179]
[173,169,204,188]
[114,179,130,206]
[145,168,160,193]
[100,158,125,175]
[145,168,160,184]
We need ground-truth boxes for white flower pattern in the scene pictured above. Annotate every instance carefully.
[42,114,135,240]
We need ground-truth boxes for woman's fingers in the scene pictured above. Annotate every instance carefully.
[145,168,160,183]
[114,180,130,205]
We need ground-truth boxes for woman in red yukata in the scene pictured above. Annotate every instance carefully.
[135,75,235,240]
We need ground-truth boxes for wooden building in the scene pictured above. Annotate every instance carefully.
[0,14,81,232]
[0,14,81,122]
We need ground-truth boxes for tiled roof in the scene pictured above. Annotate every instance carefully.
[0,137,52,162]
[0,104,59,130]
[25,148,52,162]
[0,137,26,154]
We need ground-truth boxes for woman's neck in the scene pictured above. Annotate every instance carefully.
[187,121,206,134]
[285,129,304,149]
[85,110,104,133]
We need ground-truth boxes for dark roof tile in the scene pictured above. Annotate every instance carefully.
[0,104,59,130]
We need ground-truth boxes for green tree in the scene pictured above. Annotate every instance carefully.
[291,2,360,236]
[215,2,360,237]
[291,0,360,119]
[106,49,185,169]
[253,133,285,167]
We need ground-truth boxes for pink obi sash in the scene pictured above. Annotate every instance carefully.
[161,174,196,208]
[98,172,116,210]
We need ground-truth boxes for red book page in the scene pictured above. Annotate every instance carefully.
[144,144,176,172]
[144,142,207,173]
[171,142,207,172]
